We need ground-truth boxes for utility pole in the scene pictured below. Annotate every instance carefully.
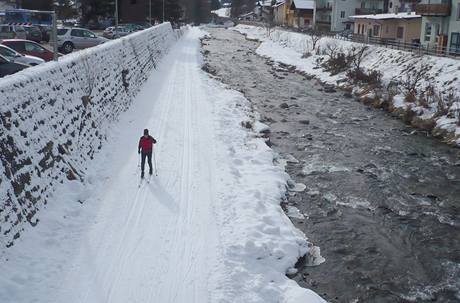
[149,0,152,25]
[162,0,165,22]
[51,11,58,61]
[115,0,119,37]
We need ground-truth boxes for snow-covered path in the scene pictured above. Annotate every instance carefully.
[50,28,220,303]
[1,28,326,303]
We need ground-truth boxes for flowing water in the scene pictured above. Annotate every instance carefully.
[202,27,460,303]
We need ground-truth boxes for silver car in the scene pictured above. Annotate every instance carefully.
[0,25,27,40]
[0,44,45,66]
[57,27,109,54]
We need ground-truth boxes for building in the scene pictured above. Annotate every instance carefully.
[388,0,420,13]
[288,0,316,28]
[356,0,388,15]
[330,0,363,31]
[351,11,422,43]
[273,1,288,25]
[416,0,460,54]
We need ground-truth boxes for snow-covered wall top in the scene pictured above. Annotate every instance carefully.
[0,23,182,248]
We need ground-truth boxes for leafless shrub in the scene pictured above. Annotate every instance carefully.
[307,30,322,50]
[302,52,312,59]
[349,45,370,71]
[346,68,382,86]
[399,64,429,102]
[263,14,275,37]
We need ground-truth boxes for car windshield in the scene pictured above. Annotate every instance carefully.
[0,46,17,57]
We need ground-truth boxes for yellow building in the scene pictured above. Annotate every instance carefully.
[351,12,422,43]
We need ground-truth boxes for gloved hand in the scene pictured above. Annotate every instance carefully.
[138,149,141,154]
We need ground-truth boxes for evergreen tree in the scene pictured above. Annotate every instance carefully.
[210,0,220,11]
[20,0,53,10]
[80,0,114,25]
[55,0,77,20]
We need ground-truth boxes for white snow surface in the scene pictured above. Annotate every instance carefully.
[233,24,460,146]
[0,28,326,303]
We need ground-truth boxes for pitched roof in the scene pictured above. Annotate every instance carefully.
[349,12,421,20]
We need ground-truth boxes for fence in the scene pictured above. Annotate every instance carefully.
[236,20,460,60]
[333,34,460,59]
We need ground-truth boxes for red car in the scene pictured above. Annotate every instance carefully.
[1,39,61,62]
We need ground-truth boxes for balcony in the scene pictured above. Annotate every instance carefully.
[355,8,384,15]
[415,3,451,16]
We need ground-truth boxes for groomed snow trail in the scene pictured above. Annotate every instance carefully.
[52,29,220,303]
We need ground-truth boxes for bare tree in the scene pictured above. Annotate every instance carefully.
[309,30,322,51]
[349,45,369,70]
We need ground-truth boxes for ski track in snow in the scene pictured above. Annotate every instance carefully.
[0,28,326,303]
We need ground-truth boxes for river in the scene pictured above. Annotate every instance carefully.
[202,27,460,303]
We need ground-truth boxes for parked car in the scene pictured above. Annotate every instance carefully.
[37,25,51,42]
[23,25,42,43]
[0,54,28,78]
[57,27,108,54]
[1,39,60,62]
[0,44,44,65]
[338,29,353,39]
[0,24,27,39]
[103,26,130,39]
[120,23,145,32]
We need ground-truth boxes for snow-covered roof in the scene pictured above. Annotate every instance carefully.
[273,1,286,8]
[292,0,315,10]
[349,12,421,20]
[258,0,274,7]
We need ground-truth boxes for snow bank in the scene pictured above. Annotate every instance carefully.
[233,24,460,146]
[0,23,184,248]
[209,76,325,303]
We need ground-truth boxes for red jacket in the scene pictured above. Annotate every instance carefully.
[138,135,157,153]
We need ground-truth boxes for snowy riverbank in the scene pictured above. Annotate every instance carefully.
[233,24,460,147]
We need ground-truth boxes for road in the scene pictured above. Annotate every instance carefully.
[202,27,460,303]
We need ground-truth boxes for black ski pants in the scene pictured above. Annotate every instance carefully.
[141,151,153,173]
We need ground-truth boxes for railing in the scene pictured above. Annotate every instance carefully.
[334,34,460,59]
[355,8,384,15]
[236,21,460,60]
[415,3,451,16]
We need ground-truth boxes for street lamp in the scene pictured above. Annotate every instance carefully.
[115,0,119,37]
[149,0,152,25]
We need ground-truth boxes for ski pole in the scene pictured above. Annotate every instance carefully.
[153,148,158,176]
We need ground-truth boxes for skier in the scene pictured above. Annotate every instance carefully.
[138,129,157,178]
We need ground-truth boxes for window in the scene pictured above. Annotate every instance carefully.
[386,25,389,33]
[71,29,84,37]
[25,42,44,52]
[340,11,345,18]
[457,3,460,20]
[424,23,432,42]
[83,30,96,38]
[346,23,351,30]
[57,28,68,36]
[6,41,25,52]
[451,32,460,53]
[397,26,404,39]
[389,1,393,8]
[373,25,380,36]
[0,46,17,57]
